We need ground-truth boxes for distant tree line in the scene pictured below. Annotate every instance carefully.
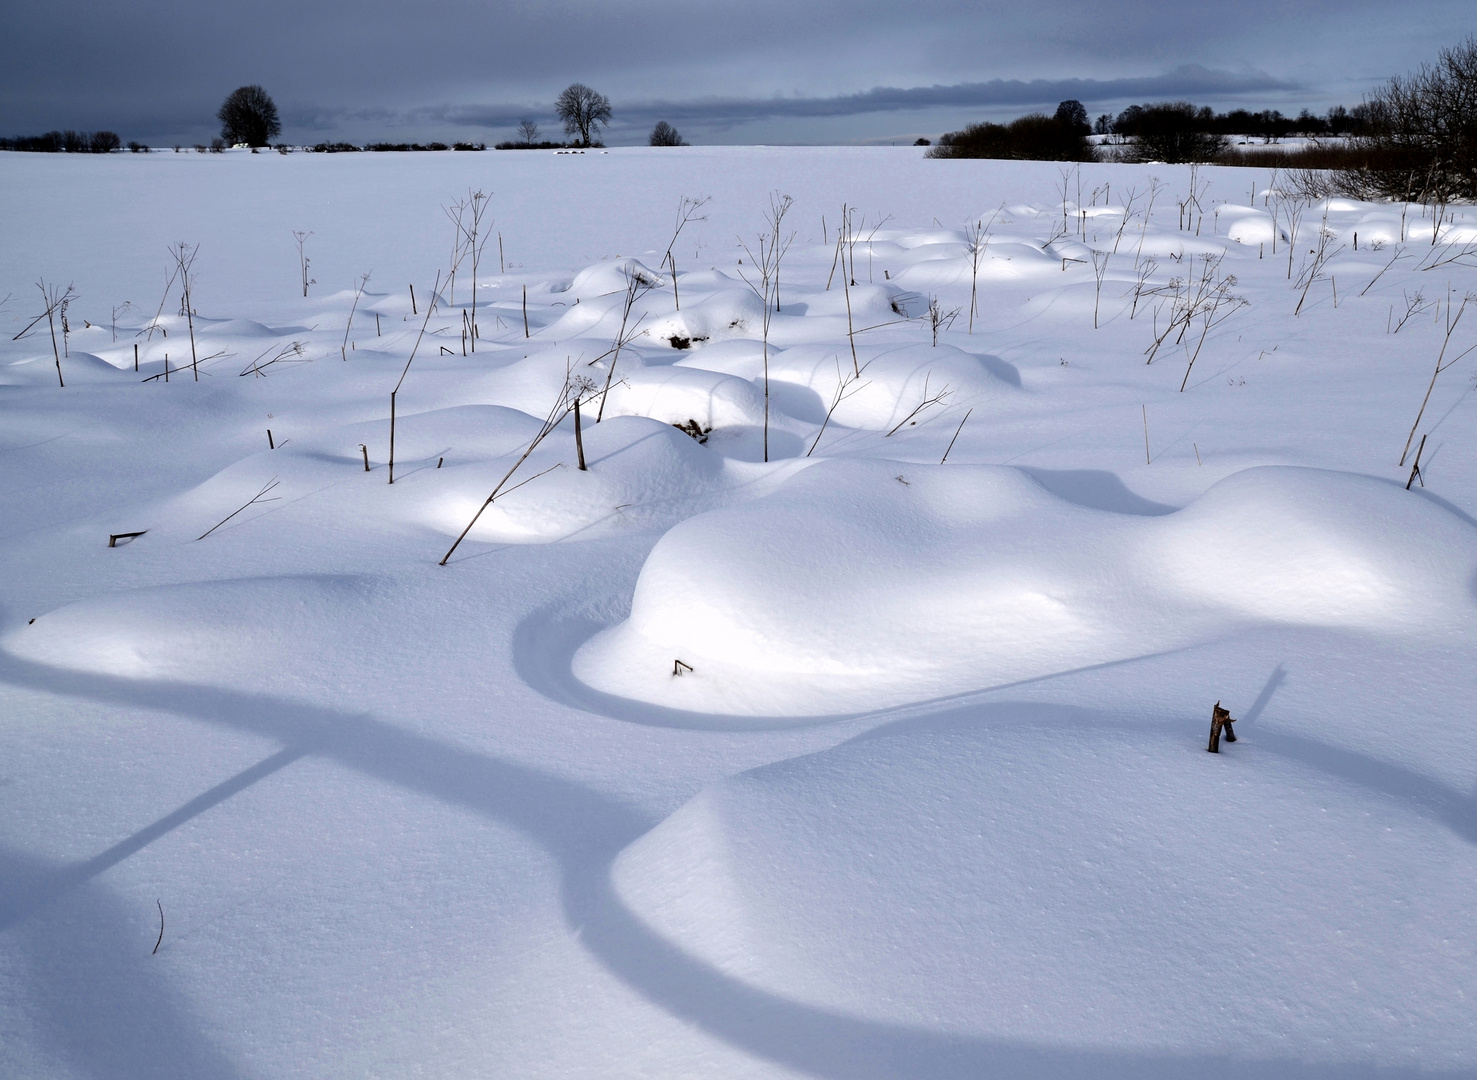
[0,130,123,153]
[929,35,1477,200]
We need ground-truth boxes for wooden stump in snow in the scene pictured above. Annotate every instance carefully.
[1208,700,1237,753]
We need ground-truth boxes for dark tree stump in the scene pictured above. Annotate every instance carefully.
[1208,700,1237,753]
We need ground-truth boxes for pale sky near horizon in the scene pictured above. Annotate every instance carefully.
[2,0,1472,145]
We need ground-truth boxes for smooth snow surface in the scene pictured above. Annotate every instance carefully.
[3,147,1477,1078]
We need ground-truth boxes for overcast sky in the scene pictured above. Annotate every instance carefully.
[2,0,1472,145]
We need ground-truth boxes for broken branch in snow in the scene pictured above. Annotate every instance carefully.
[1399,291,1476,465]
[439,376,580,565]
[885,374,952,436]
[196,478,281,540]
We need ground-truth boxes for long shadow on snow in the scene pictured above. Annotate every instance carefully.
[0,843,249,1080]
[1,648,1473,1079]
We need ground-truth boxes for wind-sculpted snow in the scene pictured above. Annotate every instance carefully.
[5,149,1477,1078]
[576,463,1477,716]
[613,710,1477,1064]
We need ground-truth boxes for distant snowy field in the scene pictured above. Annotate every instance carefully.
[2,146,1476,1078]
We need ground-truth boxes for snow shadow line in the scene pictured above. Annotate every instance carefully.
[1,649,1473,1079]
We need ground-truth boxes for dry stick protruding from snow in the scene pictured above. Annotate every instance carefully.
[1111,186,1140,254]
[1361,246,1408,296]
[736,193,795,462]
[1294,210,1344,316]
[522,285,529,338]
[1279,197,1308,281]
[662,195,710,311]
[26,280,76,387]
[1179,272,1248,392]
[154,900,164,955]
[1143,253,1243,372]
[807,355,869,456]
[239,340,306,377]
[1406,433,1428,489]
[196,478,281,540]
[292,231,314,297]
[439,380,577,565]
[831,206,861,375]
[594,270,655,423]
[1417,235,1477,272]
[1400,291,1477,465]
[1128,258,1158,319]
[885,374,951,436]
[1134,178,1164,269]
[446,190,491,349]
[964,208,1002,333]
[342,272,370,358]
[169,243,201,380]
[1092,251,1110,328]
[388,270,442,485]
[1392,288,1433,334]
[940,407,973,464]
[926,295,960,346]
[1142,405,1151,464]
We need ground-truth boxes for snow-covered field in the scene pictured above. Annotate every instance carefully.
[2,146,1476,1078]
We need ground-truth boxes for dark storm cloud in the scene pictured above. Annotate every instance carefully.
[429,66,1299,133]
[0,0,1470,143]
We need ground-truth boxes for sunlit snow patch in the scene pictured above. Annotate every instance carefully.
[574,463,1477,717]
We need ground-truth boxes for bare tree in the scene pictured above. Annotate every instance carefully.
[555,84,612,147]
[516,118,540,144]
[218,85,281,147]
[650,121,687,146]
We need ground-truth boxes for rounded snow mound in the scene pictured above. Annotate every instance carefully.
[767,343,1017,431]
[7,575,387,686]
[419,416,736,543]
[611,713,1477,1061]
[1219,206,1277,245]
[574,463,1477,716]
[641,288,766,347]
[555,258,663,300]
[599,366,767,430]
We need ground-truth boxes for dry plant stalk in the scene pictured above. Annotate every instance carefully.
[445,191,491,349]
[342,272,370,357]
[439,377,578,565]
[293,231,315,297]
[885,373,951,436]
[594,269,656,422]
[926,295,960,345]
[940,407,972,464]
[662,194,710,311]
[21,280,77,387]
[736,192,795,461]
[964,208,1001,333]
[197,478,281,540]
[169,243,201,380]
[1399,290,1476,465]
[388,270,442,484]
[808,355,869,456]
[1293,210,1344,316]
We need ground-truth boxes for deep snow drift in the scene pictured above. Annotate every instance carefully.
[2,147,1476,1078]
